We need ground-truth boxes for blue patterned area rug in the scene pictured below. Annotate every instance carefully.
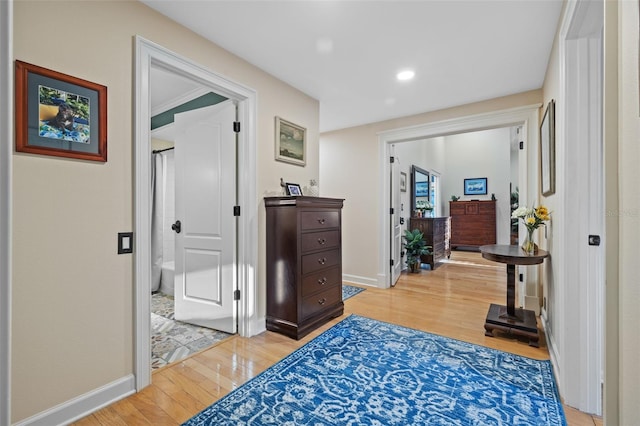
[342,284,365,301]
[183,315,565,426]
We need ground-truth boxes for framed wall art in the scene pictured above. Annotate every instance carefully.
[464,177,488,195]
[15,60,107,162]
[275,116,306,166]
[540,99,556,196]
[400,172,407,192]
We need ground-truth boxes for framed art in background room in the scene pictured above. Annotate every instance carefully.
[14,60,107,162]
[540,99,556,196]
[464,177,488,196]
[275,116,306,166]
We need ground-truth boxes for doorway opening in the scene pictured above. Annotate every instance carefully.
[377,105,540,300]
[148,77,234,368]
[134,37,258,390]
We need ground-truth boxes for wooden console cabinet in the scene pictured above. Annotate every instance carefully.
[408,217,451,269]
[265,196,344,339]
[449,200,496,248]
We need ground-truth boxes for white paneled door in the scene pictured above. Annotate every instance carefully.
[390,153,402,286]
[173,101,237,333]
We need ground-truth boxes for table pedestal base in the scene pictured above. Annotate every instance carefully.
[484,303,539,347]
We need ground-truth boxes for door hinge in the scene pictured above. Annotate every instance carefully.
[390,259,394,267]
[519,141,524,150]
[234,289,241,300]
[588,235,601,246]
[390,156,395,163]
[233,206,241,216]
[390,208,394,215]
[233,121,241,133]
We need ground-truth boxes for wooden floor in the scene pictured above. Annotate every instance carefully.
[75,251,601,425]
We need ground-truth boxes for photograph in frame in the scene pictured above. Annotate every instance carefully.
[285,182,303,196]
[15,60,107,162]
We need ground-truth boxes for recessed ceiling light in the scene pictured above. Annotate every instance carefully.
[396,70,415,81]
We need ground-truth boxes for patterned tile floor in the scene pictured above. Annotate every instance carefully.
[151,293,232,370]
[151,284,365,370]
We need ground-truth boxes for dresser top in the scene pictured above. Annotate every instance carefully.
[264,196,344,208]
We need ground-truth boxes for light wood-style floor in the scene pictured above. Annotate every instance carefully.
[75,251,601,425]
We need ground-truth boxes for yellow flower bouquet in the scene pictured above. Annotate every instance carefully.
[511,205,550,254]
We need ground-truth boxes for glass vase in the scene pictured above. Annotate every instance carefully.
[522,228,536,255]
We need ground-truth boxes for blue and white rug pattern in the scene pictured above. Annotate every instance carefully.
[341,284,365,301]
[184,315,565,425]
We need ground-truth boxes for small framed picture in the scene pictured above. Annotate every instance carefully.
[464,177,488,195]
[540,99,556,196]
[400,172,407,192]
[285,182,303,196]
[15,60,107,162]
[275,116,306,166]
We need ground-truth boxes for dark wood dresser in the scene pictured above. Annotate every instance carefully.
[449,200,496,248]
[265,196,344,339]
[408,217,451,269]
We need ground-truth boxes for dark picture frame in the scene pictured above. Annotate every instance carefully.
[540,99,556,196]
[410,165,430,213]
[285,182,303,196]
[275,116,306,166]
[464,177,488,195]
[15,60,107,162]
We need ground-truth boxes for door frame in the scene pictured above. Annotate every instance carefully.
[0,1,13,424]
[134,36,258,390]
[553,0,604,414]
[377,105,540,290]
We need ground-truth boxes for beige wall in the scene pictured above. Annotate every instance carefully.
[12,0,319,422]
[320,90,542,285]
[617,1,640,423]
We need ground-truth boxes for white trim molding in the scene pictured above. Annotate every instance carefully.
[134,36,258,391]
[552,0,604,415]
[377,105,541,293]
[342,274,379,288]
[0,1,13,425]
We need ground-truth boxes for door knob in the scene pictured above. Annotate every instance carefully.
[171,220,182,234]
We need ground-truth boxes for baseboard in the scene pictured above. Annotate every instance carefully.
[248,316,266,337]
[13,374,135,426]
[540,314,562,394]
[343,274,380,288]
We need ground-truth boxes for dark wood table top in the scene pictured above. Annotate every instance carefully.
[479,244,549,266]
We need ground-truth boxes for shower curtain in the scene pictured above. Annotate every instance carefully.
[151,152,164,292]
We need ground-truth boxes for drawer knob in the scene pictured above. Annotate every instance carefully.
[318,277,327,285]
[318,238,326,245]
[318,218,326,224]
[318,298,327,305]
[318,257,326,265]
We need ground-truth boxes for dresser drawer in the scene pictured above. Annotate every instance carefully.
[301,210,340,230]
[301,286,342,319]
[301,266,341,297]
[301,249,341,275]
[301,230,340,253]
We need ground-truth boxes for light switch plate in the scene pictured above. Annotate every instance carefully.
[118,232,133,254]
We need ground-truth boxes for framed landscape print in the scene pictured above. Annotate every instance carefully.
[15,60,107,162]
[275,116,306,166]
[464,177,488,195]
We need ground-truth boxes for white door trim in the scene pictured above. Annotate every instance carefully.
[377,104,540,289]
[554,0,604,414]
[0,1,12,424]
[134,36,258,391]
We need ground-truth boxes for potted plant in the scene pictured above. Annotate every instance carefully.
[403,229,431,273]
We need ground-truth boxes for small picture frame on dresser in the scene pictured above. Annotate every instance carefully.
[285,182,302,196]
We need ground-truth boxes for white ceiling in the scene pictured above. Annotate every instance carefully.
[142,0,563,133]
